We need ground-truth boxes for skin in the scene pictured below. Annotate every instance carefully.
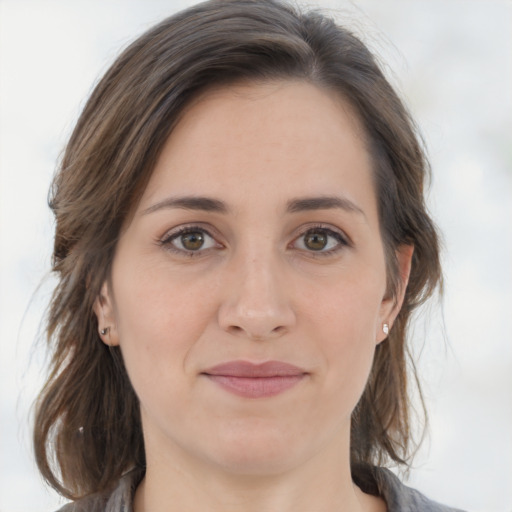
[95,81,412,512]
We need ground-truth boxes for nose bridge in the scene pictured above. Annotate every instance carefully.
[218,241,295,339]
[241,250,280,311]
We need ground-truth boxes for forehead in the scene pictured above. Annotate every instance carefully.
[139,81,376,217]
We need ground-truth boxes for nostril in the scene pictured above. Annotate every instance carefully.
[226,323,288,341]
[218,297,296,341]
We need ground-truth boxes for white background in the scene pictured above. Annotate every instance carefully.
[0,1,511,511]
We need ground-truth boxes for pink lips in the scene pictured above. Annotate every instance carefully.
[202,361,307,398]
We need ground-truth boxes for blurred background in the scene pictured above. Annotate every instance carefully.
[0,1,510,511]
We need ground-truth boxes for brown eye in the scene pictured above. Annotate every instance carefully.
[181,231,204,250]
[304,231,328,251]
[164,227,218,254]
[292,227,348,254]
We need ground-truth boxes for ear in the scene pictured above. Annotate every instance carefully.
[377,244,414,344]
[93,281,120,346]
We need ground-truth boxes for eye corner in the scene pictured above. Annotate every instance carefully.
[159,224,224,257]
[289,224,351,256]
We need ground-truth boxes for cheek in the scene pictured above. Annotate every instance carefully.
[305,267,384,343]
[114,249,216,334]
[110,258,218,392]
[304,275,383,405]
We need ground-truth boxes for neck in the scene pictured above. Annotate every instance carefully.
[134,430,384,512]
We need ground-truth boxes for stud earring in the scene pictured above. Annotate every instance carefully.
[383,323,389,335]
[100,327,110,336]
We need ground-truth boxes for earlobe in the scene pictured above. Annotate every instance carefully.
[377,244,414,344]
[93,281,120,346]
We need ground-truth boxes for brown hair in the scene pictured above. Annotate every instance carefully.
[34,0,442,499]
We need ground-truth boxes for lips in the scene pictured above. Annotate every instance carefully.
[202,361,307,398]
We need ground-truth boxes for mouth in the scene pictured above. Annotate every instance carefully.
[201,360,308,399]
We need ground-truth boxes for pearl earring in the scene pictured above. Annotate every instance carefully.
[383,323,389,335]
[100,327,110,336]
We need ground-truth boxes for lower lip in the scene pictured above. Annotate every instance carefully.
[205,374,305,398]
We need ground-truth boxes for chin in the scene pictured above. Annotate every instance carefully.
[200,421,307,476]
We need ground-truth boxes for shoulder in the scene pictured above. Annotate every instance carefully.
[354,465,467,512]
[55,468,144,512]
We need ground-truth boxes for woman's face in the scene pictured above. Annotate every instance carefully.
[97,81,410,475]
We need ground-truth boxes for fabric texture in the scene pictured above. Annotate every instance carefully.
[57,466,466,512]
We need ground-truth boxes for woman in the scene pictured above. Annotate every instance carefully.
[33,1,463,510]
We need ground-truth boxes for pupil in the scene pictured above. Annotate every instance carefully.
[182,232,204,250]
[305,232,327,250]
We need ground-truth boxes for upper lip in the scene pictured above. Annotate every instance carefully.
[202,360,307,378]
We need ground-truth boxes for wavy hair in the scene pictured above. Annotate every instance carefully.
[33,0,442,499]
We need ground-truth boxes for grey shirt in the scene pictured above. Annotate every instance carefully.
[58,466,465,512]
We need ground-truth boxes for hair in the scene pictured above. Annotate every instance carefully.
[33,0,442,500]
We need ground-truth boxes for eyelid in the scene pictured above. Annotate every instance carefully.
[159,223,223,255]
[289,223,351,254]
[157,222,351,257]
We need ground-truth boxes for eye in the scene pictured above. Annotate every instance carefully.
[292,227,348,254]
[161,227,219,254]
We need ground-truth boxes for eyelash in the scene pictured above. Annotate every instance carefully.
[159,224,350,258]
[290,224,350,256]
[159,225,221,257]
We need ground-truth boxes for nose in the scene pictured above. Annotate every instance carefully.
[217,252,296,341]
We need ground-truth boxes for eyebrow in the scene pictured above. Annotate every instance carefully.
[286,196,366,217]
[141,194,365,218]
[141,196,229,215]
